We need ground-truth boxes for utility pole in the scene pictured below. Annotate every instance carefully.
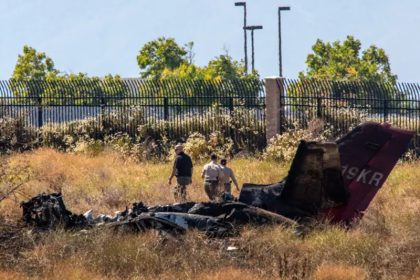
[244,25,263,73]
[234,2,248,74]
[278,6,290,77]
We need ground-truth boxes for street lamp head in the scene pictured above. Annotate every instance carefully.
[234,2,246,6]
[279,6,291,11]
[244,25,263,30]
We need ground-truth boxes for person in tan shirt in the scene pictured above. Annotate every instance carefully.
[220,158,239,194]
[201,154,224,201]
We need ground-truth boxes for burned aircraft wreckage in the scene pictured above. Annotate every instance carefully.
[21,123,414,236]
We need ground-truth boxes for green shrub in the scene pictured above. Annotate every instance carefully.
[208,131,234,157]
[263,129,310,162]
[322,107,368,137]
[182,132,211,160]
[0,117,37,153]
[263,119,334,162]
[167,131,235,161]
[73,138,104,156]
[1,105,267,156]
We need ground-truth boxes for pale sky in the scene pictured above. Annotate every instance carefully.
[1,0,419,81]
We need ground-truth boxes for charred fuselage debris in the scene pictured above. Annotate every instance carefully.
[239,141,348,220]
[21,193,89,230]
[21,193,296,237]
[20,123,413,236]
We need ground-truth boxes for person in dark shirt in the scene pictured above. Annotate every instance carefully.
[168,144,193,201]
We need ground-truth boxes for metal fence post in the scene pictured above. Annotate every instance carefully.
[100,97,106,135]
[37,96,43,128]
[383,99,388,123]
[100,97,106,113]
[164,96,169,121]
[317,97,322,118]
[228,97,235,140]
[228,97,234,112]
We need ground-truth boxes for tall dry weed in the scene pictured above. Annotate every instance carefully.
[1,150,420,279]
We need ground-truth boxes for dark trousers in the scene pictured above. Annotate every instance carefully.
[174,176,191,201]
[224,183,231,193]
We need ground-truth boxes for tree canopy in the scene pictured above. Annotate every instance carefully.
[161,54,252,80]
[206,54,248,80]
[299,36,397,84]
[137,37,255,80]
[137,37,188,79]
[12,45,59,80]
[10,41,261,107]
[10,46,126,104]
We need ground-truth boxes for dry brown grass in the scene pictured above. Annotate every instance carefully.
[312,263,368,280]
[1,149,419,279]
[0,148,289,218]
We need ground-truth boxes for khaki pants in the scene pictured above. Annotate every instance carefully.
[204,181,220,201]
[174,176,191,201]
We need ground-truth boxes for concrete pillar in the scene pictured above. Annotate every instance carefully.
[265,77,285,141]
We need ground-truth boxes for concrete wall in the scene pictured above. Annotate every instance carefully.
[265,77,285,141]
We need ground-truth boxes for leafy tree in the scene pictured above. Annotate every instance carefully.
[203,54,261,106]
[288,36,400,125]
[299,35,397,84]
[161,54,256,80]
[205,54,249,80]
[137,38,257,80]
[159,54,261,108]
[10,45,59,103]
[161,63,208,80]
[11,46,127,105]
[137,37,188,79]
[41,73,127,105]
[12,45,59,80]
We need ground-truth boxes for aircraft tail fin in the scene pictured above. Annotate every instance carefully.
[325,122,414,223]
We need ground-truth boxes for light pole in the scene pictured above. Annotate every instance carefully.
[278,6,290,77]
[234,2,248,74]
[244,25,263,73]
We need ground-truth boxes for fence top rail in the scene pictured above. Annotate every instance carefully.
[1,78,420,101]
[0,78,265,99]
[282,78,420,100]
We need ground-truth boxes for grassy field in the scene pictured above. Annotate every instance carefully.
[0,149,419,279]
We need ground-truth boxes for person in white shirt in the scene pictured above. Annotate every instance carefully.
[220,158,239,194]
[201,154,224,200]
